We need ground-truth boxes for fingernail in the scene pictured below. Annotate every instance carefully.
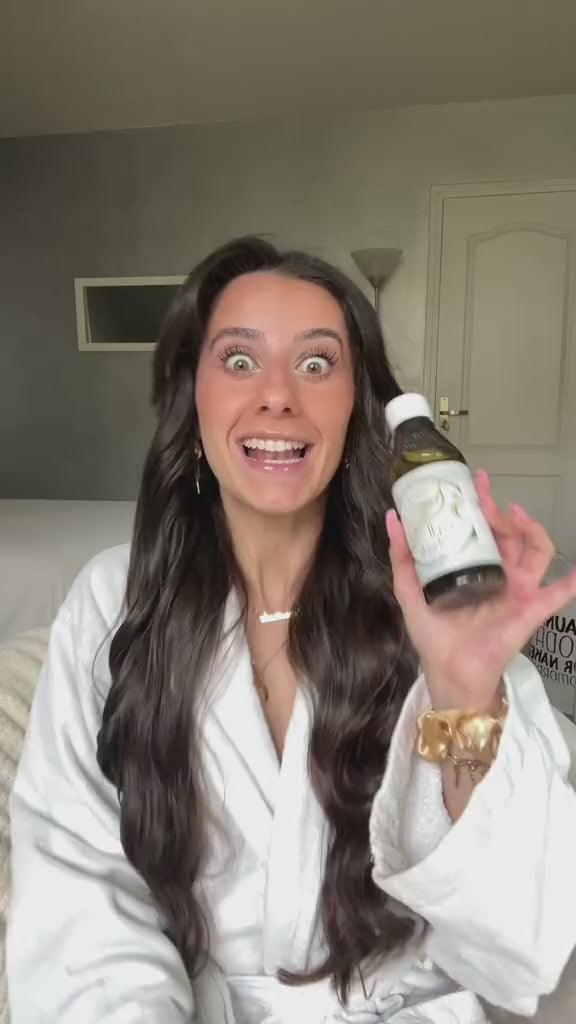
[386,508,399,529]
[477,469,497,506]
[510,502,529,520]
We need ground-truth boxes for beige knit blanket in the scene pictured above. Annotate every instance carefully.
[0,628,50,1024]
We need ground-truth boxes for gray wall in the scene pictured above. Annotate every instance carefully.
[2,94,576,498]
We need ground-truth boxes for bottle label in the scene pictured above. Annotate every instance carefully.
[392,461,502,587]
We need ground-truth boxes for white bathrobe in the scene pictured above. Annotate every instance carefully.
[7,544,576,1024]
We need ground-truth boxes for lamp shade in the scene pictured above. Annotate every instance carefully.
[351,247,403,287]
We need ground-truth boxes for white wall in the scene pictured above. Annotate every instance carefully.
[2,94,576,496]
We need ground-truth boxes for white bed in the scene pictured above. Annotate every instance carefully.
[0,500,135,641]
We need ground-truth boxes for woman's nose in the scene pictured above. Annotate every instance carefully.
[255,366,301,417]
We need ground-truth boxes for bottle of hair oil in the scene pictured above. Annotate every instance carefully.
[386,393,505,608]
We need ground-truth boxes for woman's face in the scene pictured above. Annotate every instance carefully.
[195,271,355,518]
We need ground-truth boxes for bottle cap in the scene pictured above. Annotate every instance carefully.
[385,393,434,433]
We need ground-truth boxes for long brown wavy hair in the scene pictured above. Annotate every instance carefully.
[97,237,418,999]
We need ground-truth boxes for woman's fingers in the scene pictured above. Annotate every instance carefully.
[476,472,555,584]
[389,472,564,647]
[508,504,555,583]
[475,470,524,568]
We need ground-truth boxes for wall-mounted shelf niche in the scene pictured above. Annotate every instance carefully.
[75,276,185,352]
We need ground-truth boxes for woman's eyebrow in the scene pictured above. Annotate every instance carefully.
[295,328,343,347]
[209,326,263,347]
[209,326,344,347]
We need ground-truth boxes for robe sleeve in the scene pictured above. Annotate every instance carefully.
[7,577,230,1024]
[369,654,576,1017]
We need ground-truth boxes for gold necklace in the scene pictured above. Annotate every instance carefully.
[250,640,287,705]
[253,672,269,704]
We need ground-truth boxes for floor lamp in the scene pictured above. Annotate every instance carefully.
[351,248,403,314]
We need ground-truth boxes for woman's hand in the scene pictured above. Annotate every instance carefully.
[386,469,576,712]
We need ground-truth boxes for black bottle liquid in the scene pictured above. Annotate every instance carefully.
[386,393,506,609]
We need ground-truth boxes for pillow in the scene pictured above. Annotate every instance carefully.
[0,628,50,1024]
[0,500,135,641]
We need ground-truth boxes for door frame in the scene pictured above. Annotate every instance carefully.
[423,177,576,406]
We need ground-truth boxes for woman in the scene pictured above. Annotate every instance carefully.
[8,237,576,1024]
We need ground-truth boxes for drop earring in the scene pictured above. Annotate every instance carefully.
[194,442,203,495]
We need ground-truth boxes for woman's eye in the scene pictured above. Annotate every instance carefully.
[223,352,257,373]
[299,355,334,376]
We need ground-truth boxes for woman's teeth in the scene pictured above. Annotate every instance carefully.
[242,438,307,461]
[243,438,305,452]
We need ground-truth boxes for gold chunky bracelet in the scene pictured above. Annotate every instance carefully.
[416,698,508,764]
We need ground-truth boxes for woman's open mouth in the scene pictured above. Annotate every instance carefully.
[239,437,312,470]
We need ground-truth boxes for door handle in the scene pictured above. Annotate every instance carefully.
[439,397,469,431]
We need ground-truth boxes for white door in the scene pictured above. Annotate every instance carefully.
[426,182,576,560]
